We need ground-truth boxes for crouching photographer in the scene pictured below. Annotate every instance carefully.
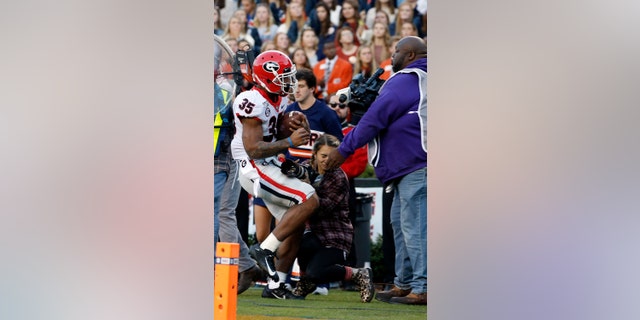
[279,134,375,302]
[324,37,428,305]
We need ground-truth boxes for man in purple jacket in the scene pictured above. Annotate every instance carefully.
[325,36,427,305]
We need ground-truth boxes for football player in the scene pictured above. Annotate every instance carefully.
[230,50,318,299]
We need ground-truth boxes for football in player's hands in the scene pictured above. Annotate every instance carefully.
[276,111,309,139]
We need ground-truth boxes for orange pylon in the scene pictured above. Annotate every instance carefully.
[214,242,239,320]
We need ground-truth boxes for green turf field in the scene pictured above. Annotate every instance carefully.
[236,286,427,320]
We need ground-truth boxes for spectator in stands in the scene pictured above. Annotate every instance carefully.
[362,10,391,44]
[370,21,391,67]
[223,16,256,47]
[277,0,307,44]
[389,3,413,36]
[222,15,256,48]
[233,8,263,50]
[338,0,365,45]
[291,47,314,70]
[274,32,293,55]
[308,2,337,61]
[364,0,395,29]
[313,41,353,100]
[352,44,376,78]
[374,10,392,28]
[400,21,419,37]
[253,3,279,43]
[403,0,426,36]
[297,27,320,68]
[232,8,248,29]
[336,26,359,65]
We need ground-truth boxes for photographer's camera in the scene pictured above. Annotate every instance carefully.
[337,68,386,124]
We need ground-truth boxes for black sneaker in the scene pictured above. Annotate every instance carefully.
[262,283,305,300]
[353,268,375,303]
[250,246,279,281]
[292,278,317,298]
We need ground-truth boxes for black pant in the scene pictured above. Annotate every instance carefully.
[297,232,347,283]
[345,178,358,267]
[235,189,250,244]
[382,188,396,283]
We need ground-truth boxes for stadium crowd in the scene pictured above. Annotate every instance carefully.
[215,0,426,78]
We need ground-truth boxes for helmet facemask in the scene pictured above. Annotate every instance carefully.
[272,65,298,95]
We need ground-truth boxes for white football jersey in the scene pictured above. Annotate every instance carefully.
[231,89,289,161]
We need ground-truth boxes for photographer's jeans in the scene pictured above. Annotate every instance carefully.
[214,173,221,253]
[390,167,427,294]
[214,160,253,272]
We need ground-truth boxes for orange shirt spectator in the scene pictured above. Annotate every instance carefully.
[313,42,353,99]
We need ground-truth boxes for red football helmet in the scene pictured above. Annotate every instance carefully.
[252,50,298,96]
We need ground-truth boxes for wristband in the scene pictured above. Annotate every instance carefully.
[287,137,294,147]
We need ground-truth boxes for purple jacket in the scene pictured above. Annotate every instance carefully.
[338,58,427,184]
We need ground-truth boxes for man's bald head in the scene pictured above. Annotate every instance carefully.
[391,36,428,72]
[401,36,428,56]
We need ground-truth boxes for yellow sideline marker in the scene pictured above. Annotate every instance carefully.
[214,242,240,320]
